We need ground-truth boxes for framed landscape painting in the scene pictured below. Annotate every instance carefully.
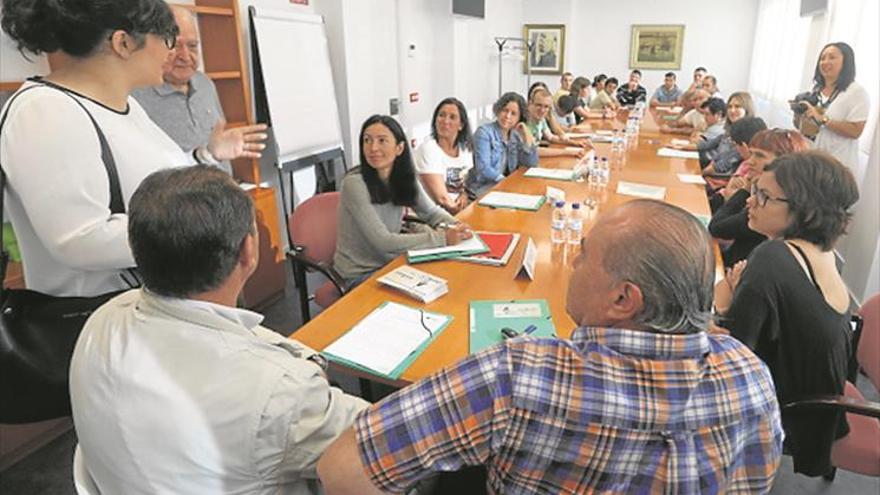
[629,25,684,70]
[524,24,566,75]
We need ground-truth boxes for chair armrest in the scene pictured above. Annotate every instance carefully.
[783,395,880,419]
[286,247,347,296]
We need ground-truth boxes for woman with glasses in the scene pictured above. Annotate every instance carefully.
[0,0,265,298]
[708,128,808,267]
[714,151,859,477]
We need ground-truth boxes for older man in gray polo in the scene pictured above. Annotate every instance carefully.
[133,5,264,173]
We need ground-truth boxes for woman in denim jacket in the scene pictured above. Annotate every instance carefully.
[466,92,538,198]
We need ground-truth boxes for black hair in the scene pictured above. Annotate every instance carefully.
[1,0,178,58]
[813,42,856,92]
[767,151,859,251]
[695,66,707,73]
[569,77,592,99]
[664,72,676,78]
[729,117,767,145]
[592,74,607,87]
[700,97,727,117]
[128,165,255,298]
[630,69,642,77]
[358,115,418,206]
[528,81,549,98]
[492,92,527,124]
[430,97,473,152]
[605,77,619,88]
[557,94,577,114]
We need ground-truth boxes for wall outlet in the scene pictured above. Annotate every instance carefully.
[389,97,400,115]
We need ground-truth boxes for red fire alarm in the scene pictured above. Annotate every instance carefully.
[290,0,308,5]
[409,92,419,103]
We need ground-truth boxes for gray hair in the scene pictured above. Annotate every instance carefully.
[601,200,715,334]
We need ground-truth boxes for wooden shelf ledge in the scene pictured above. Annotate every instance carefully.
[206,71,242,80]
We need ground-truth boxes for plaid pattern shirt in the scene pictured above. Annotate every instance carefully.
[355,327,783,494]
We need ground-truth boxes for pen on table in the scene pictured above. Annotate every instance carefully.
[523,324,538,335]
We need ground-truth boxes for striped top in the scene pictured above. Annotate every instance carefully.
[354,326,783,494]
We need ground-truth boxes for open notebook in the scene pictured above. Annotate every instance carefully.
[322,302,452,379]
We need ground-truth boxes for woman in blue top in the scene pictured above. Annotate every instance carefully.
[465,92,538,198]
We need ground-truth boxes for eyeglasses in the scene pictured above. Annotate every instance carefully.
[751,183,790,207]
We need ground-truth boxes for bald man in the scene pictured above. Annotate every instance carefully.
[317,200,784,495]
[133,6,265,173]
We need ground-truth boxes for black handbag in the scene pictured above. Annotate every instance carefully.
[0,80,136,424]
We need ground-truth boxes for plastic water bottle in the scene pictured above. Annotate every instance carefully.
[551,201,566,244]
[598,157,610,187]
[587,157,599,186]
[567,202,583,245]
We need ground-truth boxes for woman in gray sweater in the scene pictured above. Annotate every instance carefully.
[334,115,472,286]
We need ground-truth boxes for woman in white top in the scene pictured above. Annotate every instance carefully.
[799,42,870,171]
[414,97,474,214]
[0,0,266,297]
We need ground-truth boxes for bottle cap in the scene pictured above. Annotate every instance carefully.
[571,203,581,209]
[555,200,565,207]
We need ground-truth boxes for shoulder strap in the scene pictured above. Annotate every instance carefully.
[33,78,125,214]
[0,80,126,287]
[786,241,824,297]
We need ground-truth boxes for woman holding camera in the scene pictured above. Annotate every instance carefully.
[796,42,869,171]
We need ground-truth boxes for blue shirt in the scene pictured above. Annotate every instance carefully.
[466,121,538,197]
[652,84,684,103]
[354,326,784,494]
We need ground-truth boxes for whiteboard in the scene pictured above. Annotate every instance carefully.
[250,7,344,165]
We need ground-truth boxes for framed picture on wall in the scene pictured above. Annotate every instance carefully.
[523,24,565,75]
[629,25,685,70]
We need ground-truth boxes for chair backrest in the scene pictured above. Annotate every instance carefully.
[288,192,341,265]
[857,293,880,389]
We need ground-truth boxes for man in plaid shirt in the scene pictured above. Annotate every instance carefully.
[318,200,783,494]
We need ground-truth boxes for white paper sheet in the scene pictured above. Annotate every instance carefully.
[657,147,699,160]
[616,181,667,200]
[323,302,449,376]
[677,174,707,185]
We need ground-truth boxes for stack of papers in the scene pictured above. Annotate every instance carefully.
[670,138,691,147]
[617,181,667,200]
[456,232,520,267]
[377,265,448,303]
[524,167,575,181]
[323,302,451,378]
[406,235,488,264]
[657,147,699,159]
[478,191,546,211]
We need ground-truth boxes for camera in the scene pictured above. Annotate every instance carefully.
[790,91,819,114]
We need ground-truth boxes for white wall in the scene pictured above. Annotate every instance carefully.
[523,0,759,99]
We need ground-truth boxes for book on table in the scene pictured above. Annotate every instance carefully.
[469,299,556,354]
[478,191,546,211]
[523,168,575,181]
[377,265,448,303]
[455,232,520,267]
[322,301,452,379]
[406,234,488,264]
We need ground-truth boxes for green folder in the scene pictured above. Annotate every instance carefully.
[477,194,547,212]
[469,299,556,354]
[406,236,489,264]
[321,302,453,380]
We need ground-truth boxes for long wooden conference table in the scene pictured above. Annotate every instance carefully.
[292,108,716,387]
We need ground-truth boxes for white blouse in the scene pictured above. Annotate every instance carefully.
[0,82,190,296]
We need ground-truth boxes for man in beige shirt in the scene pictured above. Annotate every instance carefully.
[70,166,368,495]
